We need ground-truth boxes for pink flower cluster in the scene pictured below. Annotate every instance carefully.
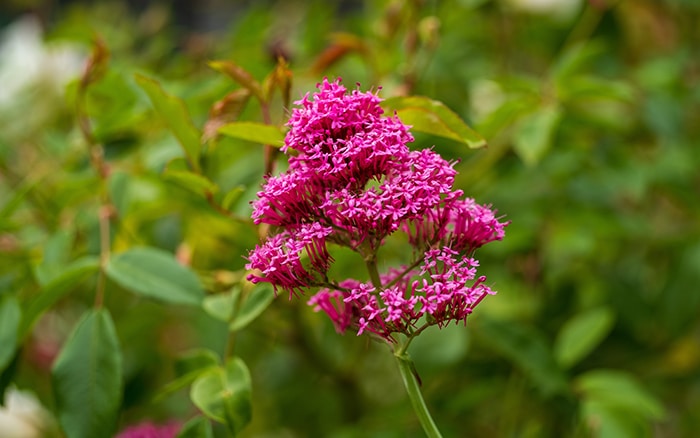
[246,79,508,341]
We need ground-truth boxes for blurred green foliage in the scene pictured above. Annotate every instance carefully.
[1,0,699,436]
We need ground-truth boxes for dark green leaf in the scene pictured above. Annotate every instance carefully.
[381,96,487,149]
[177,416,214,438]
[134,74,202,172]
[52,309,122,438]
[0,295,21,373]
[106,247,204,306]
[190,357,252,435]
[218,122,285,147]
[20,256,101,340]
[554,307,615,368]
[476,317,568,396]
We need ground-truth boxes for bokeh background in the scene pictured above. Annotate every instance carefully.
[1,0,699,436]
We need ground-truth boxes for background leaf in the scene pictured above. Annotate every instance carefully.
[0,295,21,373]
[554,307,615,368]
[218,122,285,147]
[177,416,214,438]
[381,96,487,149]
[52,308,122,438]
[106,247,204,306]
[229,283,275,332]
[190,357,252,435]
[134,74,202,172]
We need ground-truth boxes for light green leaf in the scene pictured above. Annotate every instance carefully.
[20,256,101,340]
[218,122,285,147]
[52,309,122,438]
[575,369,665,420]
[203,291,233,322]
[512,104,562,166]
[230,283,275,332]
[0,295,21,373]
[162,165,219,196]
[381,96,487,149]
[177,416,214,438]
[106,247,204,306]
[191,357,252,435]
[221,186,246,212]
[34,229,74,286]
[554,307,615,368]
[134,74,202,172]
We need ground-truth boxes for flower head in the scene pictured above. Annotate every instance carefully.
[116,421,180,438]
[247,78,508,340]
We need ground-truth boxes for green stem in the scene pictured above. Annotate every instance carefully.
[395,348,443,438]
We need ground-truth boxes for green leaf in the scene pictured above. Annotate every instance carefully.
[0,295,21,373]
[575,369,665,420]
[34,229,74,286]
[230,283,275,332]
[203,291,233,322]
[106,247,204,306]
[221,186,246,212]
[134,74,202,172]
[177,416,214,438]
[155,349,220,401]
[381,96,487,149]
[20,256,101,340]
[554,307,615,368]
[512,104,562,166]
[162,162,219,196]
[190,357,252,435]
[52,309,122,438]
[208,61,265,102]
[476,317,568,396]
[218,122,285,147]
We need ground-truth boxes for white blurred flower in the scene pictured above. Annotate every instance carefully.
[0,15,84,108]
[0,387,54,438]
[503,0,583,21]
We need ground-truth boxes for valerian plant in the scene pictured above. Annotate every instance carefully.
[246,78,509,437]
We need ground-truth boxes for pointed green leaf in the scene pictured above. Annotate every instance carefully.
[52,309,122,438]
[177,416,214,438]
[162,166,219,196]
[208,61,265,102]
[0,295,21,373]
[381,96,487,149]
[190,357,252,435]
[20,256,101,340]
[512,104,562,166]
[218,122,285,147]
[221,186,246,212]
[134,74,201,172]
[230,283,275,332]
[106,247,204,306]
[155,349,220,401]
[554,307,615,368]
